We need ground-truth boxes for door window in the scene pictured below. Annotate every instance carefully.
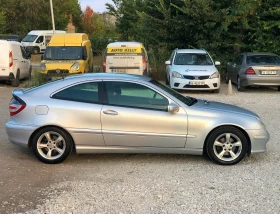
[233,55,243,65]
[104,81,169,111]
[36,36,44,44]
[52,82,101,104]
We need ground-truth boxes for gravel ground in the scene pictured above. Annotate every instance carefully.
[1,82,279,214]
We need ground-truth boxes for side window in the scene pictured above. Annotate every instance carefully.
[36,36,44,44]
[234,55,243,65]
[82,46,87,59]
[105,81,169,111]
[52,82,101,104]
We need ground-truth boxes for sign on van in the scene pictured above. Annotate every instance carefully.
[107,48,142,55]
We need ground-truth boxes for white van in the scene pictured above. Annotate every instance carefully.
[21,30,66,54]
[0,40,31,87]
[103,42,149,76]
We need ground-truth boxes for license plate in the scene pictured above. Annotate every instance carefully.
[112,69,126,73]
[190,81,205,85]
[260,70,277,75]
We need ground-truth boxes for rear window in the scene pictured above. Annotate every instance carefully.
[246,55,280,64]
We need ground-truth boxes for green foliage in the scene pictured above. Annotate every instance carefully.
[0,10,6,32]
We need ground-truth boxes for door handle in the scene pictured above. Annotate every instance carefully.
[103,110,118,115]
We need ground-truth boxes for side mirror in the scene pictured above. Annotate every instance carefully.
[165,60,171,65]
[215,61,221,66]
[168,103,179,114]
[227,62,232,66]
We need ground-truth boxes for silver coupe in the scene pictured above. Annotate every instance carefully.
[6,73,269,165]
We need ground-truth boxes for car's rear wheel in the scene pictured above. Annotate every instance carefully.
[31,127,73,164]
[277,86,280,91]
[225,71,229,84]
[206,126,248,165]
[237,76,245,92]
[32,47,40,55]
[165,73,169,85]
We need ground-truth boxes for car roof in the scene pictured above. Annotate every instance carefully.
[65,73,151,81]
[243,52,278,56]
[176,49,207,54]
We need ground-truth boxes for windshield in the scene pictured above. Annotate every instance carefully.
[43,46,84,60]
[150,80,195,106]
[174,53,213,65]
[246,55,280,65]
[22,35,37,42]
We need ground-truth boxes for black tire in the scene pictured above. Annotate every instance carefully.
[277,86,280,91]
[206,126,248,165]
[32,47,40,55]
[165,73,169,85]
[11,70,20,87]
[225,71,229,84]
[31,127,73,164]
[26,66,32,80]
[237,76,245,92]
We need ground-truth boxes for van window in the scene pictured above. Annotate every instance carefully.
[36,36,44,43]
[44,46,84,60]
[22,35,38,42]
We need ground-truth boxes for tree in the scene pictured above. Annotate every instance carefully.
[82,6,94,34]
[0,10,6,32]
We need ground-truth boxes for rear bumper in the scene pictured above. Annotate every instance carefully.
[5,121,37,148]
[241,75,280,87]
[0,72,15,80]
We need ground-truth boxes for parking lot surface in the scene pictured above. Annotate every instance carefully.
[0,81,279,214]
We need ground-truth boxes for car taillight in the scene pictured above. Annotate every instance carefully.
[103,58,106,72]
[9,98,26,116]
[143,57,147,72]
[245,67,256,75]
[9,51,13,67]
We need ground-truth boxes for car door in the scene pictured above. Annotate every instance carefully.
[101,80,188,148]
[35,36,44,52]
[231,55,243,83]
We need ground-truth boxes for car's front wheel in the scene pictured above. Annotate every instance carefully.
[31,127,73,164]
[206,126,248,165]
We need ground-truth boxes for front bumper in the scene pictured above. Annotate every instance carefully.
[170,77,220,90]
[6,121,37,148]
[247,128,270,154]
[240,74,280,87]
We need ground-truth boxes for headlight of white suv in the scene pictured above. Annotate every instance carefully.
[172,71,182,78]
[70,62,80,71]
[210,71,220,79]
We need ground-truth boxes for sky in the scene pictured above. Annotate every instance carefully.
[79,0,114,13]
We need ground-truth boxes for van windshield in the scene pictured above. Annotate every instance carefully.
[43,46,85,60]
[22,35,38,42]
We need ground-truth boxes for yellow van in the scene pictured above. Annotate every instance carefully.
[103,42,149,76]
[39,33,93,75]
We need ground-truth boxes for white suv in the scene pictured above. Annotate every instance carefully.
[165,49,221,93]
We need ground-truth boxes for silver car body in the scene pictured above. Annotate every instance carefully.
[227,52,280,87]
[6,74,269,156]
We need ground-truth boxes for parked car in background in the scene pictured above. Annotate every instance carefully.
[39,33,94,76]
[7,34,22,42]
[6,73,269,165]
[226,52,280,91]
[103,41,149,76]
[165,49,221,93]
[21,30,66,54]
[0,40,31,87]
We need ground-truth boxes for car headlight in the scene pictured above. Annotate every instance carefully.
[70,62,80,71]
[39,63,46,71]
[172,71,182,78]
[210,71,220,79]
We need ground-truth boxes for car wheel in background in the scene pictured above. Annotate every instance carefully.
[206,126,248,165]
[237,76,245,92]
[278,86,280,91]
[31,127,73,164]
[32,47,40,55]
[165,73,169,85]
[11,70,20,87]
[225,71,229,84]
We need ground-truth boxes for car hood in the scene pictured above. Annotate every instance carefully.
[171,65,218,75]
[193,99,259,118]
